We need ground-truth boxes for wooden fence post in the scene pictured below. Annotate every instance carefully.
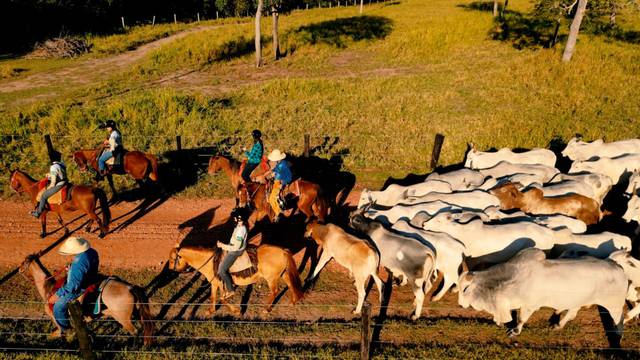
[430,133,445,169]
[152,15,156,26]
[176,135,183,175]
[121,16,126,29]
[304,134,310,158]
[360,302,371,360]
[216,11,219,19]
[174,13,177,24]
[44,134,55,162]
[197,13,200,22]
[68,301,96,360]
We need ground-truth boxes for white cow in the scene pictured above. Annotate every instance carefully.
[562,137,640,161]
[548,172,613,204]
[365,200,461,225]
[477,174,543,191]
[391,220,466,302]
[458,248,627,336]
[569,154,640,185]
[625,170,640,197]
[623,194,640,223]
[478,161,559,184]
[401,189,500,211]
[358,180,452,208]
[608,251,640,323]
[421,212,570,265]
[426,168,487,191]
[551,232,632,259]
[465,145,556,169]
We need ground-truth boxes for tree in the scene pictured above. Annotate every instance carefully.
[255,0,264,67]
[493,0,499,16]
[562,0,588,62]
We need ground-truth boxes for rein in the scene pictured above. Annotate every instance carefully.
[173,247,216,274]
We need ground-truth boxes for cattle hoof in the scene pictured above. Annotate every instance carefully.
[551,324,563,331]
[410,314,420,321]
[506,328,520,337]
[352,309,361,316]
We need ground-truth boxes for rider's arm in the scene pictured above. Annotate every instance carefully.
[47,165,58,189]
[55,254,89,301]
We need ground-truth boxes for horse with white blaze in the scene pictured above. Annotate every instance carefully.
[458,248,627,336]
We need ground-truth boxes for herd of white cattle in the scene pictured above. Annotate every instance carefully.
[353,137,640,337]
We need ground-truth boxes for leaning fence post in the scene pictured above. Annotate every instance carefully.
[44,134,55,162]
[152,15,156,26]
[68,301,96,360]
[121,16,126,29]
[304,134,310,158]
[430,133,445,169]
[174,13,177,24]
[360,302,371,360]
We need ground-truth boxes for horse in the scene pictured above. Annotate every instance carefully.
[207,155,269,195]
[167,243,304,315]
[10,169,111,238]
[19,254,154,345]
[72,148,159,199]
[304,220,383,314]
[237,180,329,226]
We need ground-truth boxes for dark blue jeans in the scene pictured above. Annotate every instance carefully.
[242,162,259,182]
[217,250,243,292]
[53,297,72,330]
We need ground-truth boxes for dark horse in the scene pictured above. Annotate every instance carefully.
[237,180,329,226]
[10,169,111,238]
[72,148,160,199]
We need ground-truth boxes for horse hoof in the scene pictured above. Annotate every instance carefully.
[40,233,46,239]
[49,329,63,338]
[98,232,106,239]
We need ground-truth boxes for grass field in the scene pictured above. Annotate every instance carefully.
[0,0,639,194]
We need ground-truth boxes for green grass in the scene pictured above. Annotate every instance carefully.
[0,0,639,196]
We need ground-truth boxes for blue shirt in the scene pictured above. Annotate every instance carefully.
[245,142,263,164]
[56,248,100,301]
[273,161,292,185]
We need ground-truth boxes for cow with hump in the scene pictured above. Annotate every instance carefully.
[457,248,628,337]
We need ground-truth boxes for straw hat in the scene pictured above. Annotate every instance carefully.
[267,149,286,162]
[58,237,91,255]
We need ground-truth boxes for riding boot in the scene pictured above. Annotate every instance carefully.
[29,210,40,218]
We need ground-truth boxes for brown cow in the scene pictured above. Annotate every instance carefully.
[489,182,603,225]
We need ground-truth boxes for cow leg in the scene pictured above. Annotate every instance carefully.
[625,302,640,323]
[410,279,427,321]
[554,308,579,330]
[509,307,536,336]
[352,274,367,315]
[307,251,332,283]
[370,272,384,304]
[431,273,452,302]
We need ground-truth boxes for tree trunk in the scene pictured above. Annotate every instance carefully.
[500,0,509,17]
[562,0,588,63]
[255,0,264,68]
[493,0,498,17]
[360,0,364,14]
[610,2,617,25]
[550,19,561,48]
[271,6,280,60]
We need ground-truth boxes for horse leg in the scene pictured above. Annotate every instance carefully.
[39,212,47,238]
[107,175,118,201]
[44,304,63,337]
[265,277,279,313]
[56,213,69,235]
[87,211,104,238]
[207,279,221,317]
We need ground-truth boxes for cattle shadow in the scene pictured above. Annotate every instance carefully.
[286,15,394,49]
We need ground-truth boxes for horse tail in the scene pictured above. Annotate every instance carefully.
[94,188,111,230]
[145,153,159,182]
[284,250,304,303]
[131,286,154,346]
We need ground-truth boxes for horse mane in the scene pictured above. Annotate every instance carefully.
[13,169,37,183]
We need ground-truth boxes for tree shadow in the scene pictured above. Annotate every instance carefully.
[288,15,394,48]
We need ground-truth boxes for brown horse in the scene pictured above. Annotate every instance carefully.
[207,155,269,192]
[167,243,304,315]
[72,148,159,198]
[10,169,111,238]
[237,180,329,226]
[19,254,154,345]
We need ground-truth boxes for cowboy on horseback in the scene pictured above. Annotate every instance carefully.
[241,129,264,183]
[97,120,123,178]
[48,237,99,337]
[265,149,292,222]
[216,212,248,299]
[30,151,67,219]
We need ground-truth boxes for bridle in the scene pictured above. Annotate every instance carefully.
[171,246,215,274]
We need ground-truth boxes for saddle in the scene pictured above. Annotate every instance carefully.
[228,247,258,277]
[36,180,72,206]
[101,147,127,173]
[48,275,115,317]
[238,156,270,178]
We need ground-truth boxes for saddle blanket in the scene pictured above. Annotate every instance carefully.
[36,180,68,205]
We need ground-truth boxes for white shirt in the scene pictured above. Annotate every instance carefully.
[48,161,67,188]
[108,130,122,151]
[228,224,247,252]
